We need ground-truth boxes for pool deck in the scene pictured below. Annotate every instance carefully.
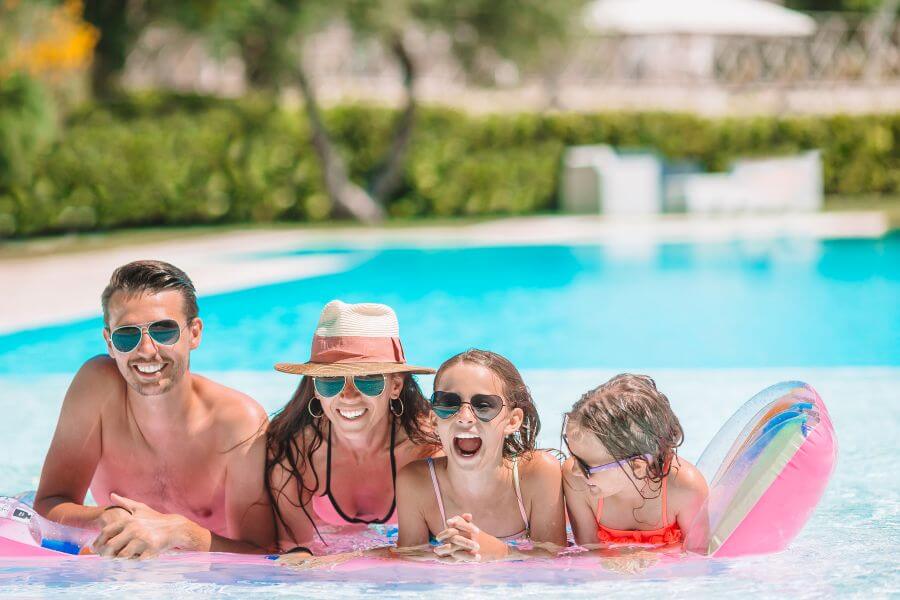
[0,212,890,334]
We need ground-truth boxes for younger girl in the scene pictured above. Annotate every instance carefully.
[396,350,567,561]
[562,374,708,547]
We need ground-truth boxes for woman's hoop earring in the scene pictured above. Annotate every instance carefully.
[308,398,324,418]
[390,398,404,417]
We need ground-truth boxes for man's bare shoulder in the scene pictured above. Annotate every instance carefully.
[192,374,268,449]
[76,354,121,379]
[68,355,125,405]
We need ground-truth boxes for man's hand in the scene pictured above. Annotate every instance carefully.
[95,504,132,531]
[433,513,508,562]
[92,493,195,559]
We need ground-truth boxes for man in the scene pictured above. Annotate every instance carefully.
[34,260,274,558]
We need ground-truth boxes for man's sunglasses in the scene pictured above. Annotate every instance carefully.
[313,375,386,398]
[430,391,505,422]
[561,415,652,478]
[109,319,185,353]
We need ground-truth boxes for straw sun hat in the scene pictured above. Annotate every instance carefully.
[274,300,435,377]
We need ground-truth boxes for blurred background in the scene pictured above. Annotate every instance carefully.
[0,0,897,235]
[0,1,898,596]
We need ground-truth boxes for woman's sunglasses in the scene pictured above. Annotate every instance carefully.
[561,415,652,478]
[109,319,185,353]
[313,375,386,398]
[430,391,505,422]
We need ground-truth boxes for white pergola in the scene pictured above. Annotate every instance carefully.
[585,0,816,37]
[580,0,817,82]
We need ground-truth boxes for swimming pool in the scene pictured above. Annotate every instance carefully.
[2,234,898,374]
[1,234,898,597]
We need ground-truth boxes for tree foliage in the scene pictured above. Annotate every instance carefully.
[2,95,897,238]
[69,0,590,220]
[184,0,589,221]
[784,0,898,12]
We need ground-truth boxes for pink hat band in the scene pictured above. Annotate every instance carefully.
[310,335,407,364]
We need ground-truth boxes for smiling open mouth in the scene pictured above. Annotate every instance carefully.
[131,363,166,377]
[337,407,367,421]
[453,433,483,457]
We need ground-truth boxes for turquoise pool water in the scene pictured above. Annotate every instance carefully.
[1,234,898,373]
[0,234,898,597]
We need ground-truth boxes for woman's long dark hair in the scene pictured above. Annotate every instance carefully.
[265,373,437,546]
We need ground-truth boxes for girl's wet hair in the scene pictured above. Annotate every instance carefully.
[265,374,438,546]
[566,373,684,487]
[435,349,539,459]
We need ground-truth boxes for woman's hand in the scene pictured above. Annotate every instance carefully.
[433,513,509,562]
[278,550,362,570]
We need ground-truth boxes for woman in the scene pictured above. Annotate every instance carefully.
[266,300,439,553]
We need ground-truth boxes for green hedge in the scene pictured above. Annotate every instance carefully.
[0,91,898,237]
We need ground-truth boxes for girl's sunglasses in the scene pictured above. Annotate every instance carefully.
[313,375,386,398]
[430,391,505,422]
[561,415,652,478]
[109,319,184,353]
[570,453,654,479]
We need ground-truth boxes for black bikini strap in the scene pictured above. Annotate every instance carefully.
[323,415,398,525]
[325,422,333,493]
[383,418,398,519]
[389,415,398,485]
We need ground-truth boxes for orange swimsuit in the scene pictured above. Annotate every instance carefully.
[596,474,683,545]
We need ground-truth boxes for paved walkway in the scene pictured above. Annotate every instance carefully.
[0,212,889,334]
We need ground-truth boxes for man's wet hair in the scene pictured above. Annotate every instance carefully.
[101,260,199,326]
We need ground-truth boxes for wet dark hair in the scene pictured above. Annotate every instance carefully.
[101,260,199,326]
[434,349,539,459]
[265,373,437,546]
[565,373,684,495]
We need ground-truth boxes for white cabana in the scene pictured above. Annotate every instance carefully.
[585,0,816,37]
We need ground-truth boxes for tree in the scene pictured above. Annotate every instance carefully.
[81,1,230,97]
[0,0,97,191]
[201,0,588,222]
[81,0,159,97]
[194,1,382,220]
[784,0,899,11]
[78,0,588,221]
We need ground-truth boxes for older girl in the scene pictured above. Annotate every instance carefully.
[396,350,566,561]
